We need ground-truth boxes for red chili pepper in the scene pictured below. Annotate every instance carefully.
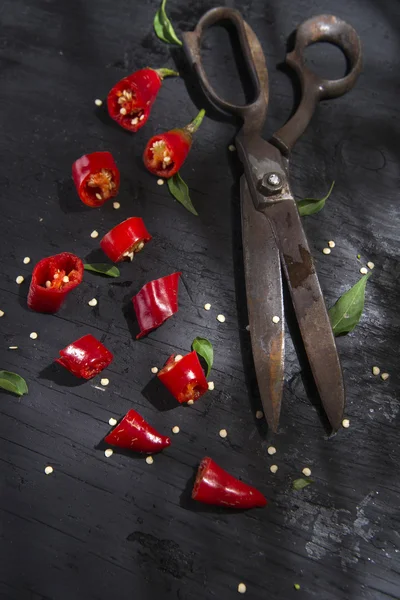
[72,151,120,207]
[132,272,181,339]
[27,252,84,313]
[143,109,205,178]
[107,68,178,132]
[56,334,113,379]
[100,217,152,263]
[157,351,208,404]
[104,409,171,454]
[192,457,267,509]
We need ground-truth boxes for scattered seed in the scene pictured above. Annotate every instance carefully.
[62,275,69,283]
[44,466,54,475]
[23,256,31,264]
[16,275,24,284]
[360,267,368,275]
[245,324,250,331]
[255,410,264,420]
[208,381,214,391]
[381,372,389,381]
[294,584,301,591]
[172,426,180,434]
[146,456,154,465]
[322,248,331,255]
[157,178,164,186]
[342,418,350,428]
[328,240,335,248]
[270,464,278,474]
[90,230,99,239]
[151,366,159,374]
[30,332,38,340]
[267,446,277,455]
[187,399,194,405]
[204,303,211,311]
[302,467,312,477]
[372,366,380,376]
[0,310,4,317]
[104,449,113,458]
[113,201,120,209]
[94,98,103,106]
[228,144,236,152]
[367,261,375,270]
[219,429,228,438]
[272,315,280,324]
[9,346,18,350]
[100,378,109,386]
[217,314,226,323]
[108,417,117,426]
[88,298,98,307]
[237,582,246,594]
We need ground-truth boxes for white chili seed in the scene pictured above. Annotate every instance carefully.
[219,429,228,438]
[119,107,127,115]
[104,449,114,458]
[267,446,277,455]
[139,114,145,121]
[151,366,159,374]
[16,275,24,284]
[381,372,389,381]
[113,201,120,209]
[146,456,154,465]
[0,310,4,317]
[175,355,183,362]
[322,248,331,255]
[187,400,194,405]
[100,378,109,386]
[172,426,180,434]
[45,280,51,288]
[342,418,350,428]
[62,275,69,283]
[44,466,54,475]
[372,366,380,376]
[217,314,226,323]
[53,274,59,279]
[367,261,375,270]
[30,332,38,340]
[94,98,103,106]
[255,410,264,420]
[302,467,312,477]
[131,118,138,125]
[270,464,278,474]
[90,230,99,238]
[108,417,117,426]
[157,178,164,186]
[23,256,31,264]
[360,267,368,275]
[246,324,250,331]
[238,583,246,594]
[204,303,211,311]
[9,346,18,350]
[272,315,280,324]
[95,193,102,200]
[228,144,236,152]
[88,298,98,307]
[208,381,214,391]
[328,240,335,248]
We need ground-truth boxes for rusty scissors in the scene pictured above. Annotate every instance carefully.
[183,9,362,433]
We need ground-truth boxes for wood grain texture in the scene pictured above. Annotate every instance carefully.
[0,0,399,599]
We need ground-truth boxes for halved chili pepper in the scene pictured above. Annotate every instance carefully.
[56,334,113,379]
[100,217,152,263]
[158,351,208,404]
[107,67,178,132]
[72,151,120,207]
[192,457,267,509]
[143,109,205,178]
[27,252,84,313]
[132,272,181,339]
[104,409,171,454]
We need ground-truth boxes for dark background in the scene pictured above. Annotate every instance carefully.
[0,0,399,599]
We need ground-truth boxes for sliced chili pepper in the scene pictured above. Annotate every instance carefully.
[104,409,171,454]
[56,334,113,379]
[192,457,267,509]
[72,151,120,207]
[100,217,152,263]
[107,67,178,132]
[132,272,181,339]
[143,109,205,178]
[27,252,84,313]
[158,351,208,404]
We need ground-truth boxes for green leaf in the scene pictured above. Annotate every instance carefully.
[84,263,120,278]
[154,0,182,46]
[167,173,198,216]
[192,337,213,377]
[328,273,371,336]
[297,181,335,216]
[0,371,28,396]
[292,477,314,491]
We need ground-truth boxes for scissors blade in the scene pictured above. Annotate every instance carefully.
[265,199,345,432]
[241,176,284,432]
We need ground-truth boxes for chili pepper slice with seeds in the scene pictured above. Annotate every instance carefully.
[56,334,113,379]
[104,409,171,454]
[132,272,181,339]
[27,252,84,313]
[100,217,152,263]
[72,151,120,207]
[107,67,178,132]
[143,109,205,178]
[158,351,208,404]
[192,457,267,509]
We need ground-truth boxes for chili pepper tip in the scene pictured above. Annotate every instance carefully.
[155,68,180,79]
[185,109,206,135]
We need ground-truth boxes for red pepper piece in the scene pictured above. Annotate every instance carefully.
[107,68,178,132]
[27,252,84,313]
[143,109,205,178]
[132,272,181,339]
[158,351,208,404]
[56,334,113,379]
[192,457,267,509]
[104,409,171,454]
[72,151,120,207]
[100,217,152,263]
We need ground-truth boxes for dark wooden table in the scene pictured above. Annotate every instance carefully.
[1,1,399,599]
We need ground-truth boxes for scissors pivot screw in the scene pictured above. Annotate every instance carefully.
[259,172,283,195]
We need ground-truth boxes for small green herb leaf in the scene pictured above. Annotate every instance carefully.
[329,273,371,336]
[0,371,28,396]
[292,477,314,491]
[167,173,198,216]
[192,337,213,377]
[297,181,335,216]
[154,0,182,46]
[84,264,120,278]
